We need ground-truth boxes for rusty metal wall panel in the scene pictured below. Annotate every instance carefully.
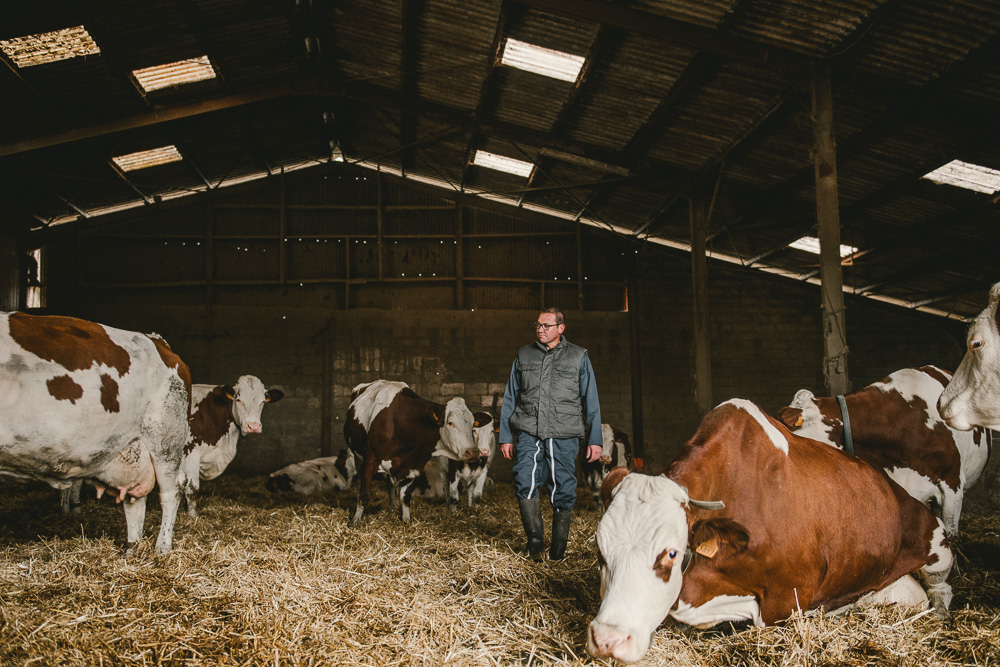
[213,239,278,281]
[464,282,541,311]
[213,207,279,237]
[286,210,376,238]
[351,283,455,310]
[79,236,205,283]
[463,236,576,281]
[384,209,454,236]
[287,239,346,281]
[385,239,456,279]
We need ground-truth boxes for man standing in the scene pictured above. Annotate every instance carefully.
[500,307,602,561]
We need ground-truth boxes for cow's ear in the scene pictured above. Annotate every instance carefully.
[690,518,750,560]
[473,415,485,427]
[601,466,631,509]
[428,407,445,427]
[222,385,236,401]
[266,388,284,403]
[777,406,803,430]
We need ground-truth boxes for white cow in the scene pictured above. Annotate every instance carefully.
[182,376,283,516]
[0,312,191,553]
[418,411,496,507]
[266,449,357,495]
[939,282,1000,430]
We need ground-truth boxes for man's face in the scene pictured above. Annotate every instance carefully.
[535,313,564,348]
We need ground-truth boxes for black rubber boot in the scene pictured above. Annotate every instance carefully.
[549,508,572,561]
[518,497,545,560]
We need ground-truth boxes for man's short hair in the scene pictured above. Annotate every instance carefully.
[540,307,564,325]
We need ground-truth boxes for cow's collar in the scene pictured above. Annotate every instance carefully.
[836,395,854,455]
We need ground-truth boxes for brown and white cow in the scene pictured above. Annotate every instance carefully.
[777,366,991,537]
[579,424,632,509]
[344,380,483,523]
[182,376,283,516]
[939,281,1000,430]
[0,312,191,553]
[588,399,953,663]
[61,374,283,516]
[266,449,357,495]
[418,411,496,508]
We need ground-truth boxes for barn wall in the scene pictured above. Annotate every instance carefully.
[65,304,632,477]
[34,170,993,503]
[633,250,971,469]
[0,233,19,311]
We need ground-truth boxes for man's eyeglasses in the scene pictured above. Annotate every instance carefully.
[534,322,559,331]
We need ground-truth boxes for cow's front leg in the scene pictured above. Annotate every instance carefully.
[917,523,954,619]
[352,453,378,525]
[122,495,148,554]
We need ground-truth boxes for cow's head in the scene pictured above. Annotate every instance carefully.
[777,389,837,445]
[939,282,1000,430]
[588,470,691,663]
[224,375,284,436]
[472,412,495,459]
[433,397,480,461]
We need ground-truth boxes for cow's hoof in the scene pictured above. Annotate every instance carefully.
[350,507,365,525]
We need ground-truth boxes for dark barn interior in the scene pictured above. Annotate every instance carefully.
[2,2,1000,665]
[2,0,999,488]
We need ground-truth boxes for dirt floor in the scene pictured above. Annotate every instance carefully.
[1,476,997,666]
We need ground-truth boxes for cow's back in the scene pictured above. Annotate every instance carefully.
[671,401,942,622]
[0,312,191,483]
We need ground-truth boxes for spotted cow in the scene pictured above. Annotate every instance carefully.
[0,312,191,553]
[344,380,483,523]
[418,411,496,508]
[939,281,1000,430]
[579,424,632,509]
[266,449,357,495]
[777,366,990,536]
[588,399,953,663]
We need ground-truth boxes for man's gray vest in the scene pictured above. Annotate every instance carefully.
[509,338,587,439]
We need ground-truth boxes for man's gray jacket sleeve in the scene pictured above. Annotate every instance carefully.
[580,352,602,447]
[499,357,520,443]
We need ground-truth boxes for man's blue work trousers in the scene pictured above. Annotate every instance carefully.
[512,432,578,511]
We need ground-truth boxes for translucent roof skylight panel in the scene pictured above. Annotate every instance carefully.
[112,145,183,171]
[0,26,100,67]
[133,56,216,92]
[472,150,534,177]
[923,160,1000,194]
[499,38,585,82]
[789,236,858,258]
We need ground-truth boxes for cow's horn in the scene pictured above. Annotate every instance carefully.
[689,498,725,510]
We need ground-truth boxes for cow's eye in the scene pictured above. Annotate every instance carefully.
[970,338,985,351]
[448,421,455,427]
[668,549,678,559]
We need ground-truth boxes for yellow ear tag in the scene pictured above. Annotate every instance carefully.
[696,536,719,558]
[794,416,803,427]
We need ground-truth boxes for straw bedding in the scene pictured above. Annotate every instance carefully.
[0,477,997,666]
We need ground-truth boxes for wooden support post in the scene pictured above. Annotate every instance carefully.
[627,271,645,468]
[690,181,713,416]
[812,61,849,395]
[205,203,214,319]
[320,321,333,457]
[279,172,287,285]
[575,220,584,311]
[455,205,465,309]
[376,172,384,281]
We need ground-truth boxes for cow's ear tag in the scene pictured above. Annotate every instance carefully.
[696,536,719,558]
[794,416,803,427]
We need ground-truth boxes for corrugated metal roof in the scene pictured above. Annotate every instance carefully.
[0,0,997,319]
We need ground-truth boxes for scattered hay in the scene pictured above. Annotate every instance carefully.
[0,477,997,666]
